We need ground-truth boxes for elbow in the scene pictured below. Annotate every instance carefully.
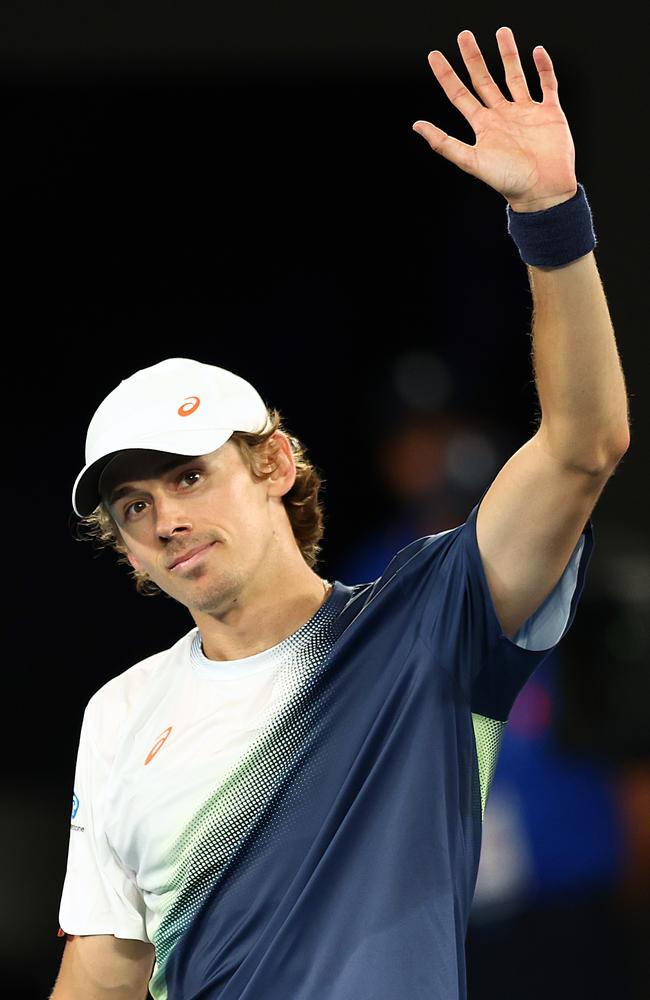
[539,421,631,477]
[601,425,631,471]
[584,433,630,477]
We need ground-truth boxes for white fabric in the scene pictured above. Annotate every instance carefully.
[58,621,322,944]
[58,536,583,944]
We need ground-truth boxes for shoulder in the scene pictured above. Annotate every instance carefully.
[380,523,463,584]
[82,628,195,751]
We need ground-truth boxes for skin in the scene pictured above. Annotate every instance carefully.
[410,26,629,638]
[100,431,330,661]
[54,24,630,997]
[412,26,579,211]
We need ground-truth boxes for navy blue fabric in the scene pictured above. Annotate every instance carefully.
[506,182,597,267]
[164,490,594,999]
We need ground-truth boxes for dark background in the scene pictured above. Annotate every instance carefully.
[2,2,648,997]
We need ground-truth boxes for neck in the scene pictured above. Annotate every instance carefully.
[195,573,333,662]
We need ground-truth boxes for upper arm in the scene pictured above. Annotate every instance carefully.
[475,428,622,640]
[51,933,155,1000]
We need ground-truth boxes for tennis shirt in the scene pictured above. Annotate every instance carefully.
[57,490,594,999]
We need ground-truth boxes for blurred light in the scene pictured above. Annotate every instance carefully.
[392,350,452,413]
[445,430,498,489]
[508,680,553,740]
[471,786,533,920]
[606,554,650,604]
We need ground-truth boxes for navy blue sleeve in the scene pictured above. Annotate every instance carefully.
[387,484,595,720]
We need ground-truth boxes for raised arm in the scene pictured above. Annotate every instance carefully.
[412,27,629,638]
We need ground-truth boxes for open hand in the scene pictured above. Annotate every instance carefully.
[413,27,578,212]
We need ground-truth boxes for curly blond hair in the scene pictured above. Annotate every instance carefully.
[72,407,327,596]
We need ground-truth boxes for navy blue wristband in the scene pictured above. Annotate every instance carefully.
[506,183,597,267]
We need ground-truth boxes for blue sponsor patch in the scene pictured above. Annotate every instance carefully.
[72,792,79,819]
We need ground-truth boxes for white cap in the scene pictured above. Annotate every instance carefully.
[72,357,273,517]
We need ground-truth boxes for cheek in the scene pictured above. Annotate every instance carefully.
[125,548,144,571]
[117,529,147,570]
[226,487,272,538]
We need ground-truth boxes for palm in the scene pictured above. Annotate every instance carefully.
[467,100,574,201]
[413,27,577,212]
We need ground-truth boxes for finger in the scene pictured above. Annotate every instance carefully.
[533,45,560,104]
[495,25,532,103]
[426,48,484,127]
[412,120,478,175]
[457,29,508,108]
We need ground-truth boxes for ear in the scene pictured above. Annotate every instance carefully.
[266,431,297,497]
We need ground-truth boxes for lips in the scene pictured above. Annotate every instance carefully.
[169,542,214,571]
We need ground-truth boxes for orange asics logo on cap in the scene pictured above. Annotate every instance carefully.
[145,725,173,765]
[178,396,201,416]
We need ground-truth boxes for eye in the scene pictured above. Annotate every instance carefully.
[124,499,148,520]
[179,469,202,487]
[122,469,203,520]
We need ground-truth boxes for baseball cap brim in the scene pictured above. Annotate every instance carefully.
[71,427,234,518]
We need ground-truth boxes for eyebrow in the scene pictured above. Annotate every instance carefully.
[106,456,200,508]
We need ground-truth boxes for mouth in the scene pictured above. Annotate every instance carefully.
[169,542,215,572]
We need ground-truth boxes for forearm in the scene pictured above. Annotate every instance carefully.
[50,985,146,1000]
[529,250,630,471]
[50,935,153,1000]
[412,24,630,470]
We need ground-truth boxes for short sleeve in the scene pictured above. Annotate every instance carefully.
[389,484,595,720]
[57,702,150,942]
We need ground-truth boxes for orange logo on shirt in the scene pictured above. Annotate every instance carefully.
[145,725,173,765]
[178,396,200,416]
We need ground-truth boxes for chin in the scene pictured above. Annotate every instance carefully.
[185,571,242,614]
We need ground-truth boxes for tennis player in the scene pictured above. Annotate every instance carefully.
[51,26,629,1000]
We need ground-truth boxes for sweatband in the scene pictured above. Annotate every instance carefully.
[506,183,597,267]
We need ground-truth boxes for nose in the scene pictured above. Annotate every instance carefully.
[153,491,193,539]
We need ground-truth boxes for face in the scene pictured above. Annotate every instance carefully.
[101,435,294,614]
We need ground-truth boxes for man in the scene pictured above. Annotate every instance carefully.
[52,26,629,1000]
